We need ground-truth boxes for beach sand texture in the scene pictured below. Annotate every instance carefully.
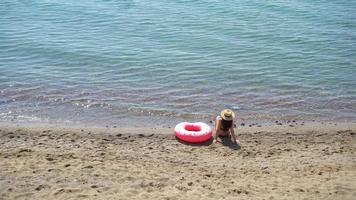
[0,124,355,200]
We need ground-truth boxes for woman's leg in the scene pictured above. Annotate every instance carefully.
[213,116,220,140]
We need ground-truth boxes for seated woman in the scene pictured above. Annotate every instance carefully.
[213,109,240,145]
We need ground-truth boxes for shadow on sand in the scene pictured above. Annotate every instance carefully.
[219,136,241,150]
[176,136,240,150]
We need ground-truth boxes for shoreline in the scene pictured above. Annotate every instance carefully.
[0,123,355,199]
[0,119,355,131]
[1,111,355,129]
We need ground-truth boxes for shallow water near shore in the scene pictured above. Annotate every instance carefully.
[1,0,356,127]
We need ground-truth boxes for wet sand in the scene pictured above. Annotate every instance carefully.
[0,123,355,200]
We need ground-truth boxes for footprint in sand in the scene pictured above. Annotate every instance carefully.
[35,184,50,191]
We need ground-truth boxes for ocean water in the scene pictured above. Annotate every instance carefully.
[0,0,356,127]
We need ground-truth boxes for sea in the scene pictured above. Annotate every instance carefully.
[1,0,355,127]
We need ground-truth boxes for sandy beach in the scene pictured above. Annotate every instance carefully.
[0,123,355,200]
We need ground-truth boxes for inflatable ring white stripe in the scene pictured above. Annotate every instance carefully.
[174,122,211,137]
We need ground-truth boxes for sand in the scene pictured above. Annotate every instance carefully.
[0,123,355,200]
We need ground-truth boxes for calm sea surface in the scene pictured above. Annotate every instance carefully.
[1,0,356,127]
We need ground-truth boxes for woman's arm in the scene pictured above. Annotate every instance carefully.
[230,123,238,143]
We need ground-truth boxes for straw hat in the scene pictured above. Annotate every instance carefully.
[220,109,235,121]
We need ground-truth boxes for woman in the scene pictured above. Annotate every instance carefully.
[213,109,239,145]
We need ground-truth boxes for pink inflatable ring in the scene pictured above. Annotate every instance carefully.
[174,122,212,143]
